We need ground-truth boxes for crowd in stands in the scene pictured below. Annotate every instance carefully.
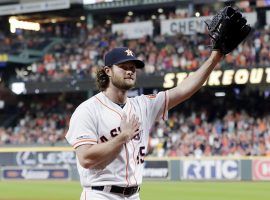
[0,4,266,82]
[0,22,86,55]
[0,93,82,146]
[1,92,270,157]
[12,24,270,82]
[149,109,270,157]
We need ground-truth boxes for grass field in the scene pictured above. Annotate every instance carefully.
[0,180,269,200]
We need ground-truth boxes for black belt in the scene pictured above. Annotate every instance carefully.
[92,185,140,197]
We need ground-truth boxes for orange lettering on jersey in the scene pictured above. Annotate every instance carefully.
[102,127,140,142]
[100,136,108,142]
[110,127,121,137]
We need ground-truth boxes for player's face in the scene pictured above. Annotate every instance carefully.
[110,61,137,90]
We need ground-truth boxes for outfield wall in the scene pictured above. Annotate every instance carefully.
[0,147,269,181]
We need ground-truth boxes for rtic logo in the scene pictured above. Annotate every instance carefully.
[182,160,239,180]
[253,160,270,180]
[99,127,141,142]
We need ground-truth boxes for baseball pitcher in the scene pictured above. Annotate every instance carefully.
[66,6,251,200]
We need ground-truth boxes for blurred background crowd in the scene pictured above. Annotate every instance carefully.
[0,0,270,158]
[1,90,270,158]
[4,25,270,82]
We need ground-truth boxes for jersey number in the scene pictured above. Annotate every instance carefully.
[137,146,145,164]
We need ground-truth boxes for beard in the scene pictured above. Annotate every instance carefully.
[111,74,135,90]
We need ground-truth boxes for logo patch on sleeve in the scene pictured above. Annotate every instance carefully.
[76,135,93,140]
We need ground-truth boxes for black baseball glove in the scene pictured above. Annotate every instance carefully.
[206,6,251,55]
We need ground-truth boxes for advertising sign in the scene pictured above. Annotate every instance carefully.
[161,12,256,36]
[163,68,270,88]
[16,151,76,166]
[3,168,69,180]
[161,16,212,36]
[0,151,76,167]
[182,160,240,180]
[83,0,119,4]
[0,0,70,16]
[143,160,169,179]
[0,54,8,67]
[112,21,153,39]
[253,160,270,180]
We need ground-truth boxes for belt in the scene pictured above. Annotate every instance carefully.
[91,185,140,197]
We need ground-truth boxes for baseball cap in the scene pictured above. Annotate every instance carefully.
[104,47,145,68]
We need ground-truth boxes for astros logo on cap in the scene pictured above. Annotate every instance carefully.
[104,47,144,68]
[125,49,134,56]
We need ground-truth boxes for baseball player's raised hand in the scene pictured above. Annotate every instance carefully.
[120,113,140,143]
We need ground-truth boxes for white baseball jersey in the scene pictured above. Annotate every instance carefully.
[66,91,168,187]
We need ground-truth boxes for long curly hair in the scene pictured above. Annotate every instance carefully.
[96,68,110,91]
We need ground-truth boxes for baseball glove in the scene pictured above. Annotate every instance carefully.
[206,6,251,55]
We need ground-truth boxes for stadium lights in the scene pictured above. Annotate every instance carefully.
[0,100,4,109]
[215,92,226,97]
[11,82,26,95]
[106,20,112,24]
[151,15,157,20]
[158,8,163,13]
[9,17,40,33]
[264,90,270,98]
[195,12,201,17]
